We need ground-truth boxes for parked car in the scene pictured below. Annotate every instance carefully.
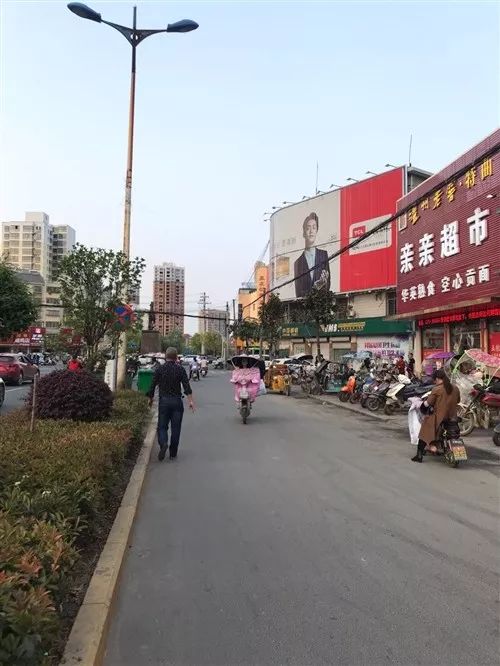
[0,377,5,409]
[0,353,40,385]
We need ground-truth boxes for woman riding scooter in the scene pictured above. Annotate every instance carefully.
[412,369,460,464]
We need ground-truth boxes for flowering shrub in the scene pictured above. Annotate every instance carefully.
[28,369,113,421]
[0,390,149,664]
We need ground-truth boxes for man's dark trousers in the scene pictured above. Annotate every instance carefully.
[158,396,184,457]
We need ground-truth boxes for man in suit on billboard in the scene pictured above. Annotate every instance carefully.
[294,212,331,297]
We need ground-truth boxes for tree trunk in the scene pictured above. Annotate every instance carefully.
[316,320,321,359]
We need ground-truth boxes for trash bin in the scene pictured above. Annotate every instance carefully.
[137,368,154,395]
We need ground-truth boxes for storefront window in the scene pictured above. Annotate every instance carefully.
[450,321,481,354]
[422,327,444,351]
[489,319,500,357]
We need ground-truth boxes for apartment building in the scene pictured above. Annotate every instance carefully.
[153,262,185,335]
[1,212,76,333]
[198,309,226,337]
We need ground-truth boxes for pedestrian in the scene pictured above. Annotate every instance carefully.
[147,347,195,461]
[396,354,406,374]
[67,353,83,371]
[407,352,416,377]
[411,368,460,463]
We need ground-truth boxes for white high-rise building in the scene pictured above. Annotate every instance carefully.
[153,262,185,335]
[1,212,76,333]
[198,309,226,337]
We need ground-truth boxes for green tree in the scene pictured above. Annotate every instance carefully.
[299,287,337,358]
[259,293,286,356]
[58,244,145,367]
[161,329,185,353]
[0,261,38,338]
[44,331,75,355]
[190,333,202,354]
[204,331,223,356]
[126,318,144,354]
[229,319,260,349]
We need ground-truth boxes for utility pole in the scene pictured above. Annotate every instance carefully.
[198,292,210,355]
[225,301,230,364]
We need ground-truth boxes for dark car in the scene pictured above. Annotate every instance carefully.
[0,353,40,385]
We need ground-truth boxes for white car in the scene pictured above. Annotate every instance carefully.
[0,377,5,409]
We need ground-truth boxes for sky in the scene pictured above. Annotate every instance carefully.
[1,0,499,333]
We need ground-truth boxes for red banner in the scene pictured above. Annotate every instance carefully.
[340,168,404,292]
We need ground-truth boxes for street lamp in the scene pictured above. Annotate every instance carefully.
[282,201,295,205]
[329,183,341,188]
[347,177,359,183]
[67,3,198,388]
[385,163,398,168]
[366,170,378,176]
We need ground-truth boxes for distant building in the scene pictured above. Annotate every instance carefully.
[198,308,226,337]
[153,262,185,335]
[0,212,76,335]
[128,286,140,306]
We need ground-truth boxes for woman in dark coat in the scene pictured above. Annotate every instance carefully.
[412,369,460,463]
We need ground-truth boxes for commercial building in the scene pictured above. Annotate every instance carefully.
[269,167,430,359]
[198,309,226,337]
[237,262,269,321]
[0,212,75,335]
[395,129,500,367]
[153,262,185,335]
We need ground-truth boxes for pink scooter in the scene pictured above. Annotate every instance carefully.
[231,356,260,424]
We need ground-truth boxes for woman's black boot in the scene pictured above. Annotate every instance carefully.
[411,440,425,463]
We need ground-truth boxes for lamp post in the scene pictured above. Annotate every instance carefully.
[67,3,198,388]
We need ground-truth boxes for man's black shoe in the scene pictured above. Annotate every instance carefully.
[169,453,177,460]
[158,444,168,461]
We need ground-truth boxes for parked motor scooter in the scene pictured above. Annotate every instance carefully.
[339,373,356,403]
[384,375,432,415]
[365,372,397,412]
[458,383,500,436]
[493,423,500,447]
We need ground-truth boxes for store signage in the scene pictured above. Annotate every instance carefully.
[12,326,46,346]
[490,332,500,358]
[417,306,500,327]
[396,138,500,316]
[281,317,411,338]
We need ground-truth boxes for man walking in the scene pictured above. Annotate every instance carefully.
[147,347,195,461]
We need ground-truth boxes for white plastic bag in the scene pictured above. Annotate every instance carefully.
[408,397,424,446]
[257,379,267,396]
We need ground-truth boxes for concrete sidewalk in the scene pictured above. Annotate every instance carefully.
[295,388,500,460]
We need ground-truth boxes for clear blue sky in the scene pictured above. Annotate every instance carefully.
[1,1,498,332]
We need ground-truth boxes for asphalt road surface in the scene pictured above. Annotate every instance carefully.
[104,372,499,666]
[1,366,55,413]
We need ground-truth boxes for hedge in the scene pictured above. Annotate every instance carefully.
[0,390,149,665]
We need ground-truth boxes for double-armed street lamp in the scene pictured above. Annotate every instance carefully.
[67,3,198,387]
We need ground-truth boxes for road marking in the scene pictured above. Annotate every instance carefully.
[5,387,26,392]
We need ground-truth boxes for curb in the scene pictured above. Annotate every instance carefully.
[301,392,393,423]
[60,407,157,666]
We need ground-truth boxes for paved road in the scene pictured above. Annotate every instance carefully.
[1,366,55,413]
[104,372,499,666]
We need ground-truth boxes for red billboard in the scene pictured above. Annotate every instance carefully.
[340,168,405,292]
[396,130,500,317]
